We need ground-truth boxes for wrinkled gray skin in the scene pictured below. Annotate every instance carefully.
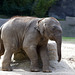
[0,16,62,72]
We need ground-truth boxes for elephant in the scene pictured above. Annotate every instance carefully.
[0,16,62,72]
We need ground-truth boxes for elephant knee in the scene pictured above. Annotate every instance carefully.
[23,45,36,50]
[29,45,36,50]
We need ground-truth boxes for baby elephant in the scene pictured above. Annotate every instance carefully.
[0,16,62,72]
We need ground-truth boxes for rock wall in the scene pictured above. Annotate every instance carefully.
[48,0,75,19]
[60,17,75,37]
[0,19,8,26]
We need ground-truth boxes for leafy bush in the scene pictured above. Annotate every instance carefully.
[32,0,57,17]
[0,0,58,17]
[2,0,34,16]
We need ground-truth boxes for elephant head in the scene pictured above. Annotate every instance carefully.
[36,17,62,62]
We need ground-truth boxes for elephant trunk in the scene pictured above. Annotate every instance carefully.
[55,35,62,62]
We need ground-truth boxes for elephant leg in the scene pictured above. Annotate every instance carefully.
[40,46,51,72]
[23,45,39,72]
[2,39,17,71]
[2,49,13,71]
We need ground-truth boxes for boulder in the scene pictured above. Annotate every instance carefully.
[47,40,58,61]
[13,50,29,61]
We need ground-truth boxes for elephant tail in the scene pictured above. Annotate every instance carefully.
[0,25,3,38]
[0,24,4,35]
[0,26,2,39]
[0,27,1,37]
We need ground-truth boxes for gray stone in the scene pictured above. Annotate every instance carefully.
[66,16,75,25]
[60,16,75,37]
[47,40,58,61]
[13,50,29,61]
[0,19,8,26]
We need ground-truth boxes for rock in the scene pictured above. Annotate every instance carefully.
[13,50,29,61]
[60,16,75,37]
[48,40,58,61]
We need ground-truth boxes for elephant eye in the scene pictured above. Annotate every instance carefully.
[53,26,58,30]
[53,26,62,32]
[43,23,46,27]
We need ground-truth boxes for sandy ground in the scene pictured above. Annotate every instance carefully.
[62,42,75,70]
[0,41,75,75]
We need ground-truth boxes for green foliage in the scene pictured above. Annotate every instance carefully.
[62,37,75,44]
[63,37,75,40]
[0,0,3,14]
[32,0,57,17]
[2,0,34,16]
[0,0,58,17]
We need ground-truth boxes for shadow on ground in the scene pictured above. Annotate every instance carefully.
[0,58,75,75]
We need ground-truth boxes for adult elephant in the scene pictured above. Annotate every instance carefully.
[0,16,62,72]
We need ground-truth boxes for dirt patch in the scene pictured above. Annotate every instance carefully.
[0,42,75,75]
[62,43,75,71]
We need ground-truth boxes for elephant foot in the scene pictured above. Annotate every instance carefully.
[2,66,12,71]
[43,67,52,72]
[43,70,52,72]
[30,66,40,72]
[31,68,40,72]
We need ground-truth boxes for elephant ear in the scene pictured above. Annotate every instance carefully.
[35,19,46,36]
